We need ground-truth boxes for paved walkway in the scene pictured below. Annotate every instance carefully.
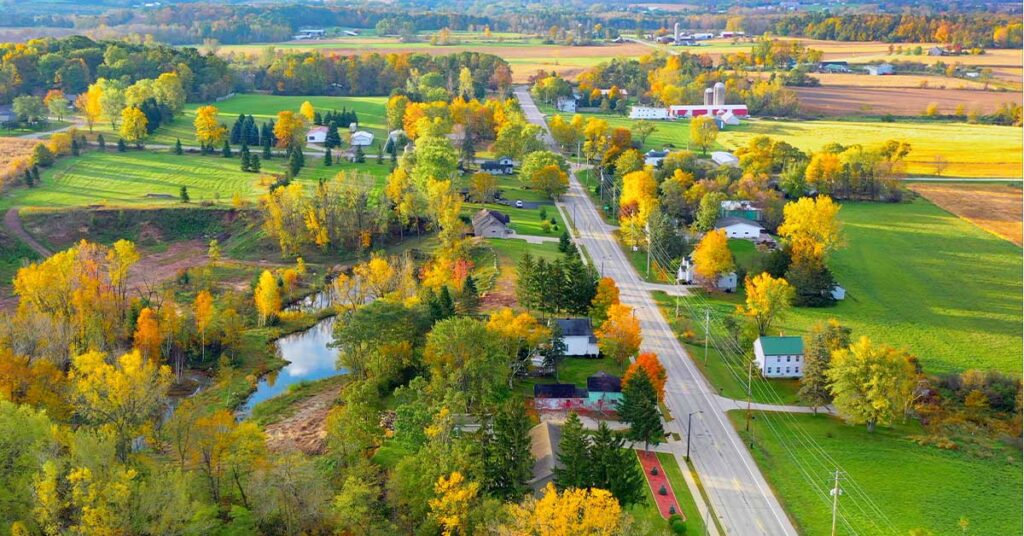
[713,394,833,415]
[512,234,560,244]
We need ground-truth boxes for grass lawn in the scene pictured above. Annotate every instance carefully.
[628,451,708,535]
[686,200,1023,376]
[517,356,625,398]
[729,411,1023,536]
[86,94,388,148]
[544,110,1022,178]
[485,237,563,265]
[0,149,392,209]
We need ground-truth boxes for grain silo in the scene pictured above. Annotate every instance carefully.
[703,88,714,105]
[674,23,680,42]
[713,82,726,106]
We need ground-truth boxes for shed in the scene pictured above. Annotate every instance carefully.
[716,111,741,127]
[306,126,328,144]
[533,384,582,399]
[865,63,894,76]
[715,216,764,239]
[350,130,374,147]
[471,209,511,238]
[711,151,739,167]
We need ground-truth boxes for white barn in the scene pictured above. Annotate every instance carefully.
[629,106,670,120]
[754,336,805,378]
[306,126,328,144]
[715,217,764,239]
[350,130,374,147]
[552,318,600,357]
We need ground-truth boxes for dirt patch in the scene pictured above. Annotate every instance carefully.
[794,85,1021,116]
[910,183,1023,246]
[263,385,342,454]
[127,241,209,299]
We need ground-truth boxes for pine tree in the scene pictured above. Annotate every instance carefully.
[554,412,591,489]
[31,165,40,185]
[459,275,479,313]
[240,148,251,172]
[438,285,455,318]
[222,139,232,158]
[376,142,384,164]
[117,138,127,152]
[323,147,333,167]
[249,154,261,172]
[484,400,533,500]
[325,121,341,148]
[798,320,851,413]
[71,138,80,156]
[354,144,365,163]
[619,367,664,451]
[589,421,645,506]
[246,115,259,146]
[262,135,272,159]
[97,134,106,151]
[179,186,190,203]
[173,138,183,155]
[230,114,244,144]
[313,110,323,125]
[23,168,33,187]
[558,230,572,254]
[288,148,303,177]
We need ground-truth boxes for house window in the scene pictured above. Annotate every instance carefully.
[785,367,790,374]
[795,367,800,374]
[786,356,790,362]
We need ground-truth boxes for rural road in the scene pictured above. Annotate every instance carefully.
[516,85,798,536]
[4,208,52,257]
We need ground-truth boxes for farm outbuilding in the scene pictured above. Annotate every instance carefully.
[711,151,740,167]
[715,216,764,239]
[306,126,328,144]
[865,63,894,76]
[472,209,512,238]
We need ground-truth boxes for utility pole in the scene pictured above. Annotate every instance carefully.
[686,410,702,461]
[645,221,651,278]
[830,469,844,536]
[745,359,753,432]
[703,308,710,365]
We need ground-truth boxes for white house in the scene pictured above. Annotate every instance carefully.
[644,149,669,167]
[711,151,739,167]
[629,106,669,120]
[556,96,577,113]
[350,130,374,147]
[471,209,512,238]
[754,336,805,378]
[677,256,737,292]
[715,216,764,239]
[306,126,328,144]
[481,156,515,175]
[552,318,599,357]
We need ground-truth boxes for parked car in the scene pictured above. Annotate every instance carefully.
[515,200,524,208]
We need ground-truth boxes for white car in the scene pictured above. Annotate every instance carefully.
[515,200,524,208]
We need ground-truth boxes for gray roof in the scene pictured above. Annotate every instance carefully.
[554,318,594,337]
[472,208,510,228]
[529,422,562,486]
[715,216,763,229]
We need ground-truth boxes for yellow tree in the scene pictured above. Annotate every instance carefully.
[505,483,624,535]
[589,277,620,325]
[133,307,162,362]
[804,152,841,195]
[190,409,268,504]
[828,337,917,432]
[468,171,497,202]
[194,290,214,362]
[68,349,172,462]
[596,303,641,366]
[106,239,139,320]
[299,100,315,122]
[194,105,226,147]
[692,229,735,287]
[742,273,794,336]
[428,471,480,536]
[690,116,718,155]
[353,254,396,299]
[76,84,103,132]
[486,308,551,383]
[274,110,309,149]
[254,270,281,326]
[531,164,569,199]
[778,196,844,265]
[120,106,148,147]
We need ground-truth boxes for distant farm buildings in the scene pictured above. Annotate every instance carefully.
[292,29,326,40]
[711,151,740,167]
[629,82,748,121]
[865,63,895,76]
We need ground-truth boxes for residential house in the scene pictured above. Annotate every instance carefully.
[553,318,600,357]
[306,126,328,144]
[715,216,764,239]
[754,336,805,378]
[481,156,515,175]
[865,63,894,76]
[472,209,512,238]
[587,371,623,408]
[644,149,669,167]
[711,151,739,167]
[556,96,577,113]
[529,422,562,493]
[349,130,374,147]
[677,255,738,292]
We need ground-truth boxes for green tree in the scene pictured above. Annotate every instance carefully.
[553,412,591,489]
[221,139,232,158]
[459,275,479,314]
[173,138,183,155]
[323,147,333,167]
[693,191,727,232]
[558,231,572,254]
[484,400,533,500]
[589,421,645,506]
[180,185,190,203]
[799,319,852,413]
[0,401,56,530]
[690,116,719,155]
[619,367,664,450]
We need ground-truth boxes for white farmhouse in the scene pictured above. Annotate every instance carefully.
[552,318,600,357]
[556,96,577,113]
[629,106,669,120]
[754,336,805,378]
[715,216,764,239]
[677,255,737,292]
[306,126,328,144]
[644,149,669,167]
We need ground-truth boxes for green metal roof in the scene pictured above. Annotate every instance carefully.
[758,336,804,355]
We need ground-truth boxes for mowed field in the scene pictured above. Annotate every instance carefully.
[909,182,1023,246]
[793,85,1021,116]
[0,149,392,209]
[729,411,1022,536]
[88,94,388,148]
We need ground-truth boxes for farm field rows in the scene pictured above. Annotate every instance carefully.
[0,150,392,210]
[908,182,1023,246]
[728,411,1023,536]
[700,200,1023,375]
[793,85,1021,117]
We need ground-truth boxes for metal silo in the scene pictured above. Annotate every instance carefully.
[703,88,714,105]
[713,82,726,106]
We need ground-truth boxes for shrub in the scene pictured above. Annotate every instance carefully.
[651,467,659,475]
[540,221,552,233]
[658,485,667,495]
[670,519,687,534]
[32,143,55,167]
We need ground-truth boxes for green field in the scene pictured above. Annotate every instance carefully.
[730,411,1022,536]
[87,94,388,148]
[691,200,1023,375]
[0,150,392,209]
[545,111,1023,178]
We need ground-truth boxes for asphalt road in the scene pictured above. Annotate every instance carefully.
[515,86,799,536]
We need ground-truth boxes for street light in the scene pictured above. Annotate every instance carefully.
[686,410,703,461]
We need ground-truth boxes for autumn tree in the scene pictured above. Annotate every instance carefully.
[254,270,281,327]
[692,229,735,289]
[624,352,667,402]
[467,171,497,203]
[778,196,844,265]
[274,110,309,150]
[589,277,620,325]
[828,337,917,432]
[299,100,315,122]
[486,308,551,384]
[120,106,148,148]
[194,290,214,362]
[742,273,794,336]
[133,307,162,362]
[531,164,569,199]
[798,319,851,412]
[492,120,543,160]
[424,316,507,410]
[505,483,625,536]
[630,120,657,147]
[690,116,719,155]
[194,105,227,148]
[69,349,172,462]
[596,303,641,366]
[77,84,103,132]
[428,471,480,536]
[190,409,268,505]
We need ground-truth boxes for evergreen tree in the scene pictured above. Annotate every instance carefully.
[245,115,259,146]
[459,275,479,313]
[287,149,303,177]
[262,135,272,159]
[117,138,127,152]
[376,142,384,164]
[560,255,598,316]
[798,320,852,413]
[553,412,591,489]
[541,324,566,381]
[515,252,539,310]
[23,168,33,187]
[240,147,251,172]
[230,114,244,144]
[31,165,39,185]
[71,138,80,156]
[438,285,456,318]
[589,421,645,506]
[173,138,183,155]
[294,146,305,167]
[179,186,190,203]
[484,400,534,500]
[390,146,398,167]
[249,154,261,172]
[325,121,341,148]
[619,367,664,451]
[558,230,572,254]
[460,130,475,166]
[786,260,837,307]
[354,144,365,163]
[323,147,333,167]
[97,134,106,151]
[313,110,323,125]
[222,139,232,158]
